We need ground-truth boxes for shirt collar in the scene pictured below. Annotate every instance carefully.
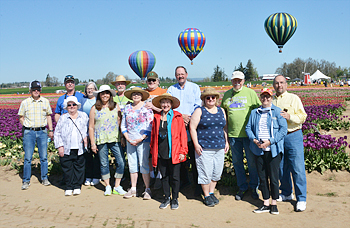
[30,96,43,102]
[274,91,288,99]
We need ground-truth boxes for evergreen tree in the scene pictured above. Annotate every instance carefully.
[211,65,227,82]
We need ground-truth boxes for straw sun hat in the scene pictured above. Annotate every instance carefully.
[152,93,180,109]
[110,75,131,85]
[200,87,220,100]
[124,87,150,101]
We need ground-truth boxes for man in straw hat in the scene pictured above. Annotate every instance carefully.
[167,66,202,195]
[111,75,132,114]
[221,71,261,201]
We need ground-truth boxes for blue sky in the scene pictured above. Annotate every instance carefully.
[0,0,349,84]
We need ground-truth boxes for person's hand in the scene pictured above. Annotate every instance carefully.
[91,144,98,154]
[58,147,64,157]
[260,140,271,149]
[179,154,185,161]
[194,144,203,156]
[224,141,230,153]
[253,139,261,148]
[144,101,153,109]
[280,111,290,120]
[182,114,191,126]
[48,131,54,139]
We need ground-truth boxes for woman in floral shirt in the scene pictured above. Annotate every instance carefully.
[121,87,154,200]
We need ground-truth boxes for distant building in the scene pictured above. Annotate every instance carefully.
[259,74,279,80]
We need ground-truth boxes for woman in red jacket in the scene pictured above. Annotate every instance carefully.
[150,93,188,210]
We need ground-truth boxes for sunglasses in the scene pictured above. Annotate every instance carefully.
[260,94,271,99]
[206,95,216,100]
[32,89,41,92]
[147,79,156,82]
[67,103,78,107]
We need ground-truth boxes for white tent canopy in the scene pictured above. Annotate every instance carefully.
[310,70,331,81]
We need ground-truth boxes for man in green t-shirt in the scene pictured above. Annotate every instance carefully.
[221,71,261,201]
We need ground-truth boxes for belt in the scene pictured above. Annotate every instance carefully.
[24,127,46,131]
[287,129,300,135]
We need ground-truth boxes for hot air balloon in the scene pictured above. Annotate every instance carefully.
[178,28,206,64]
[128,50,156,80]
[264,13,297,53]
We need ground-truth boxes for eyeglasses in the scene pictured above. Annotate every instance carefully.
[86,88,95,91]
[147,79,156,83]
[67,103,78,107]
[260,94,271,99]
[206,96,216,100]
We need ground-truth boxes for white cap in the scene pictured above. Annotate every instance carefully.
[63,96,81,110]
[231,71,245,80]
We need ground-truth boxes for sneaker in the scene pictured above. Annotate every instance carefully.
[65,190,73,196]
[277,193,294,202]
[91,179,100,186]
[251,188,259,200]
[171,199,179,210]
[204,196,215,207]
[159,197,171,209]
[113,186,127,196]
[296,201,307,212]
[73,189,81,195]
[235,190,247,201]
[104,185,112,196]
[270,205,279,215]
[21,182,30,190]
[142,189,152,200]
[124,189,137,199]
[253,205,270,213]
[210,194,219,205]
[42,179,51,186]
[84,178,92,186]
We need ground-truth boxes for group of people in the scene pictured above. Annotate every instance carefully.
[18,67,308,214]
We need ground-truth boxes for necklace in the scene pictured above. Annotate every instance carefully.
[116,95,124,105]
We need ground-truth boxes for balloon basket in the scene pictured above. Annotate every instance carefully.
[191,61,193,65]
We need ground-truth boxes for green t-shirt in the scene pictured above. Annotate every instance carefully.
[221,87,261,138]
[113,94,132,115]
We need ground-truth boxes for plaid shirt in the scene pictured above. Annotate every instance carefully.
[18,96,52,128]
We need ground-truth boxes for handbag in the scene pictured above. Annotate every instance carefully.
[69,117,88,153]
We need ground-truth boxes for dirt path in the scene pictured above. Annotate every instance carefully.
[1,166,349,228]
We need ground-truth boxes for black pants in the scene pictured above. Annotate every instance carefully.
[180,141,198,186]
[158,158,181,199]
[255,151,282,200]
[84,149,101,179]
[60,149,85,190]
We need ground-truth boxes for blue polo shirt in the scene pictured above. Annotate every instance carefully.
[55,91,84,115]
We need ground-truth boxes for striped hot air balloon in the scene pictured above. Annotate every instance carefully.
[264,13,297,53]
[178,28,206,64]
[128,50,156,80]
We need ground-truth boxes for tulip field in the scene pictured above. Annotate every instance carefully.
[0,87,350,176]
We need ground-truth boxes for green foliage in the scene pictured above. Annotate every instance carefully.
[211,65,227,82]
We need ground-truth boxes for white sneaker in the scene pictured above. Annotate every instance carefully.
[84,178,92,186]
[73,189,81,195]
[277,193,294,202]
[296,201,306,212]
[91,179,100,186]
[65,190,73,196]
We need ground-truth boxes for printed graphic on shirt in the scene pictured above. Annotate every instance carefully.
[227,96,247,110]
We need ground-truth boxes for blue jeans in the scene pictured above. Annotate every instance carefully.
[280,130,307,201]
[98,142,125,180]
[229,137,259,191]
[126,141,150,174]
[23,129,48,183]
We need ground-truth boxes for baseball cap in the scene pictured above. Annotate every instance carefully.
[147,71,158,80]
[231,71,245,80]
[64,75,75,83]
[29,80,42,90]
[260,88,273,96]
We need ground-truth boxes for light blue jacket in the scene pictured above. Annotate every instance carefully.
[245,104,287,158]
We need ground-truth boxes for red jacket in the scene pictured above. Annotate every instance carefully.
[150,110,188,167]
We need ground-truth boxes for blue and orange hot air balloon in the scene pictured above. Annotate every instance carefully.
[264,13,297,53]
[178,28,206,64]
[128,50,156,80]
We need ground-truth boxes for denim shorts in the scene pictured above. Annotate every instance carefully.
[126,141,150,174]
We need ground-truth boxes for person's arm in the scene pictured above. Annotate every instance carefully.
[189,107,202,156]
[46,115,54,139]
[287,96,307,124]
[53,117,64,157]
[19,116,24,126]
[54,113,61,123]
[269,109,288,145]
[221,107,230,153]
[178,115,188,161]
[89,106,97,153]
